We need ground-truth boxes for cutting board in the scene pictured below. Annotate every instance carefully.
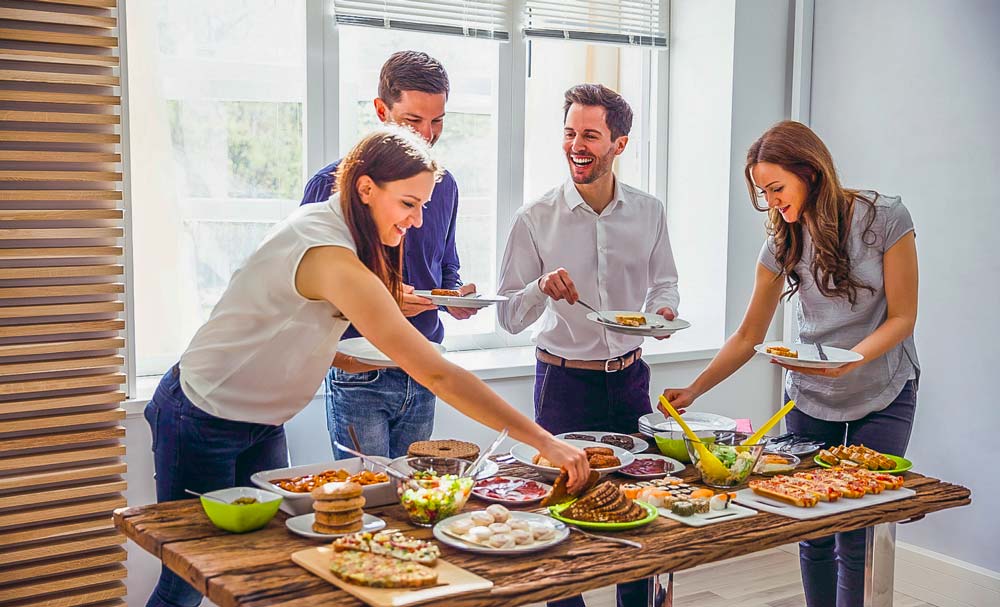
[733,487,916,520]
[291,546,493,607]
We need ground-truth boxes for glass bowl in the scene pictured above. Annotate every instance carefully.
[388,456,474,527]
[653,430,715,463]
[684,432,765,488]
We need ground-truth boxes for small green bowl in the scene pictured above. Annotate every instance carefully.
[653,430,716,463]
[199,487,283,533]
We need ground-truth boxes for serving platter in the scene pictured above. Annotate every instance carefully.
[616,454,686,479]
[251,458,396,515]
[413,290,507,308]
[656,501,757,527]
[548,500,658,531]
[733,486,916,520]
[814,453,912,474]
[432,511,569,555]
[338,337,446,367]
[754,341,864,369]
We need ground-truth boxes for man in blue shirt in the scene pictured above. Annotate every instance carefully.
[301,51,475,459]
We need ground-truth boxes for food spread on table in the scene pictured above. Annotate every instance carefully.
[749,466,905,507]
[440,505,559,549]
[271,469,389,493]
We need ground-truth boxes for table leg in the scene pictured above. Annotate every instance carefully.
[648,571,673,607]
[864,522,896,607]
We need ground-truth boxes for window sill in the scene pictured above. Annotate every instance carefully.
[124,334,721,417]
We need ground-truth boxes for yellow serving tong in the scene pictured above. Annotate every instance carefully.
[742,400,796,446]
[657,395,729,479]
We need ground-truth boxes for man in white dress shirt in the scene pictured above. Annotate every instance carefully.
[497,83,679,606]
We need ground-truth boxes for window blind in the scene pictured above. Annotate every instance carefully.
[0,0,127,604]
[333,0,511,40]
[524,0,667,47]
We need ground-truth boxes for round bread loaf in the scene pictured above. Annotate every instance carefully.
[313,496,366,512]
[407,439,480,461]
[311,481,362,500]
[315,508,364,526]
[313,518,364,535]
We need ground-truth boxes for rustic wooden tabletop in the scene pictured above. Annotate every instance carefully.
[114,458,971,607]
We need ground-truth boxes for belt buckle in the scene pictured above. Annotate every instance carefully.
[604,357,621,373]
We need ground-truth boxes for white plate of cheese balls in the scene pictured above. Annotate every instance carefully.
[432,504,569,555]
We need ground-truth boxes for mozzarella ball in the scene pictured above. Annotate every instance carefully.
[470,511,494,526]
[485,504,510,523]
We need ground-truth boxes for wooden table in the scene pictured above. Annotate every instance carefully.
[114,460,970,607]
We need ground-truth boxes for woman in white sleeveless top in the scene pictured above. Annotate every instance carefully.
[661,121,919,607]
[143,126,590,607]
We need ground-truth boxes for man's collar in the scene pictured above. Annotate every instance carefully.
[562,177,625,212]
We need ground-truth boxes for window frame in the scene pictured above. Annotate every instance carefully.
[122,0,670,394]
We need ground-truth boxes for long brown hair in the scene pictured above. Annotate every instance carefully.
[745,120,876,305]
[335,126,441,303]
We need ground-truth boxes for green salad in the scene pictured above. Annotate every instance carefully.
[399,470,474,525]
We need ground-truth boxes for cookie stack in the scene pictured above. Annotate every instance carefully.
[311,481,365,534]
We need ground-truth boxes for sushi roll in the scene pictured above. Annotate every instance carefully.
[671,501,696,517]
[691,497,710,514]
[709,493,732,511]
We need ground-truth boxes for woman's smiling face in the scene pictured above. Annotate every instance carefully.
[751,161,810,223]
[357,171,435,246]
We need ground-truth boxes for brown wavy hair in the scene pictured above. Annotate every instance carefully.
[745,120,876,305]
[335,126,441,303]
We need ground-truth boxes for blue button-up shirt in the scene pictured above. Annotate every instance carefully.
[301,161,462,343]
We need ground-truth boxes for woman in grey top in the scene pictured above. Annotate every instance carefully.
[661,121,918,607]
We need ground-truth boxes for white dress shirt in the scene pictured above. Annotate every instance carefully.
[497,178,680,361]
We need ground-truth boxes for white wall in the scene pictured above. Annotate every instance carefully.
[808,0,1000,573]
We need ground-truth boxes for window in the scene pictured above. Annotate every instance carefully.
[125,1,667,385]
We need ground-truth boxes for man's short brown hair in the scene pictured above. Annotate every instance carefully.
[378,51,450,108]
[563,84,633,141]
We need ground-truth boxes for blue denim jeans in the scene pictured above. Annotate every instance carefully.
[326,366,436,459]
[785,380,917,607]
[534,352,652,607]
[143,366,289,607]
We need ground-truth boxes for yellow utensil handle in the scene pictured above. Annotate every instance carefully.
[657,395,700,442]
[744,400,796,446]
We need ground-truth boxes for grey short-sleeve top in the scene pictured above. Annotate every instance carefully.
[758,192,919,422]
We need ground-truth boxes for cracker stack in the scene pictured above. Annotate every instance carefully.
[311,481,365,534]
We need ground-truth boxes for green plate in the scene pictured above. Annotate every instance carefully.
[548,500,658,530]
[814,453,912,474]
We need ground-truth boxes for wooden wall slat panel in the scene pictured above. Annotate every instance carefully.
[0,390,125,415]
[0,462,126,491]
[0,0,128,597]
[0,547,126,584]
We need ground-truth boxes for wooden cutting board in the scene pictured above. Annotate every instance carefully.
[291,546,493,607]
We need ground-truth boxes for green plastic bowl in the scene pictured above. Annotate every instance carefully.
[653,430,716,463]
[199,487,282,533]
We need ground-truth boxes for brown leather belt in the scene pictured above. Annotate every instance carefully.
[535,348,642,373]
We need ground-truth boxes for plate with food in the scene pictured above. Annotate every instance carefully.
[433,506,569,555]
[545,479,658,530]
[413,290,508,309]
[548,499,658,531]
[616,454,685,479]
[814,445,912,474]
[286,512,386,540]
[471,476,552,505]
[554,431,649,454]
[754,341,864,369]
[586,311,691,338]
[754,452,801,476]
[509,439,634,480]
[251,458,395,515]
[338,337,447,368]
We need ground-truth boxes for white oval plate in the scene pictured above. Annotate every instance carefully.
[616,453,686,479]
[587,311,691,338]
[338,337,446,368]
[509,439,634,480]
[413,290,508,308]
[638,411,737,434]
[285,512,385,540]
[433,511,568,555]
[754,341,864,369]
[554,431,649,454]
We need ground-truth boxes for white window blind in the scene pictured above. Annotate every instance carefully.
[333,0,511,40]
[523,0,667,46]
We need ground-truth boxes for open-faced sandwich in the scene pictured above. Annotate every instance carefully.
[328,530,441,588]
[748,466,905,508]
[817,444,896,470]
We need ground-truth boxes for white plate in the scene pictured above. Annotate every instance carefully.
[657,501,758,527]
[508,439,635,480]
[554,431,649,454]
[586,311,691,338]
[432,511,568,555]
[285,513,386,540]
[471,476,553,505]
[338,337,446,368]
[250,458,396,515]
[638,411,738,434]
[754,341,864,369]
[733,487,916,520]
[413,290,508,308]
[616,454,686,479]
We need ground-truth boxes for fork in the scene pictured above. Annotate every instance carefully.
[575,298,618,324]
